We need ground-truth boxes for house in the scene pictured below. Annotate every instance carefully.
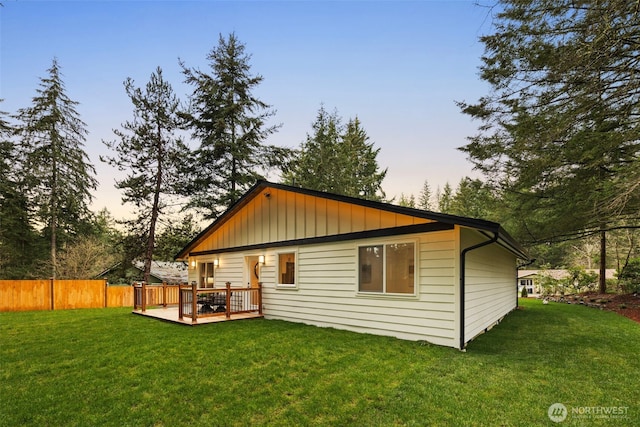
[518,269,617,297]
[175,181,529,350]
[97,260,188,285]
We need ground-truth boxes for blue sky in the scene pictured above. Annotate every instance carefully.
[1,0,495,218]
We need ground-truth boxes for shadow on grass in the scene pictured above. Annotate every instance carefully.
[467,298,640,365]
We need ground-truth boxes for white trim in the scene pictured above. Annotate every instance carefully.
[356,238,418,298]
[275,249,298,290]
[242,252,263,288]
[197,258,216,289]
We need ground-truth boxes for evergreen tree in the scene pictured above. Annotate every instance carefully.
[0,103,41,278]
[284,106,387,201]
[153,214,201,261]
[181,32,285,219]
[436,183,453,213]
[398,193,416,208]
[283,106,342,192]
[458,0,640,292]
[16,59,97,278]
[101,67,187,284]
[449,178,495,219]
[418,179,433,211]
[341,117,387,200]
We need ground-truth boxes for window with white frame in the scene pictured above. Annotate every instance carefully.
[199,262,215,288]
[277,252,296,286]
[358,242,415,294]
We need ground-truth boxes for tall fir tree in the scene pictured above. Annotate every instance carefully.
[283,106,342,192]
[16,59,97,278]
[284,106,387,201]
[0,102,41,278]
[449,178,495,219]
[341,117,387,200]
[458,0,640,291]
[436,183,453,214]
[418,179,433,211]
[101,67,187,284]
[397,193,416,208]
[181,32,285,219]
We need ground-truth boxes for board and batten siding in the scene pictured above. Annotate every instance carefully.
[259,229,459,347]
[461,228,518,343]
[194,187,433,252]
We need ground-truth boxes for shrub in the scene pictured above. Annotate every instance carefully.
[618,258,640,293]
[563,266,598,294]
[539,273,562,296]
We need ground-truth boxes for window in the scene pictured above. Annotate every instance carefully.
[520,279,533,287]
[277,252,296,286]
[359,242,415,294]
[199,262,215,288]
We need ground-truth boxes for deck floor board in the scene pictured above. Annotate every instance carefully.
[133,306,263,325]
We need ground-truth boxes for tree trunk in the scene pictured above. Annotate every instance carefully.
[50,152,57,279]
[143,125,164,284]
[600,225,607,294]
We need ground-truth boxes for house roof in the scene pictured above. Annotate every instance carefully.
[518,269,617,280]
[133,261,188,283]
[97,260,188,283]
[175,180,529,260]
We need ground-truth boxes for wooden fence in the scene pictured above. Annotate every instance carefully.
[0,280,135,312]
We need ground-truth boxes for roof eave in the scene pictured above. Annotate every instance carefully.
[175,180,530,261]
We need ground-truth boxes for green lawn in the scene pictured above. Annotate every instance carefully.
[1,299,639,426]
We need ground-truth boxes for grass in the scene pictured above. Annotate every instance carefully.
[1,299,639,426]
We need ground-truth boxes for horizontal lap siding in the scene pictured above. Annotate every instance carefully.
[262,230,458,347]
[188,254,246,287]
[462,229,517,342]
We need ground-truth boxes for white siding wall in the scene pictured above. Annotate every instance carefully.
[187,254,247,288]
[257,230,459,347]
[461,228,517,343]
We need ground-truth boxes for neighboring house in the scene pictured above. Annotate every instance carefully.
[518,269,617,296]
[97,261,188,284]
[175,181,529,350]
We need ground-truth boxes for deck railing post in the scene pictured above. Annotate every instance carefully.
[133,283,137,310]
[162,282,167,308]
[141,281,147,313]
[178,284,184,320]
[191,281,198,323]
[225,282,231,319]
[258,282,263,315]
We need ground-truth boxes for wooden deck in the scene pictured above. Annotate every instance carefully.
[133,306,263,325]
[132,282,263,325]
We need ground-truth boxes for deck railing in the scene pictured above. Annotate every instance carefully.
[133,282,182,311]
[178,281,262,323]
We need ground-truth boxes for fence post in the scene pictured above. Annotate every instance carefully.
[191,281,197,323]
[258,282,263,315]
[103,279,108,308]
